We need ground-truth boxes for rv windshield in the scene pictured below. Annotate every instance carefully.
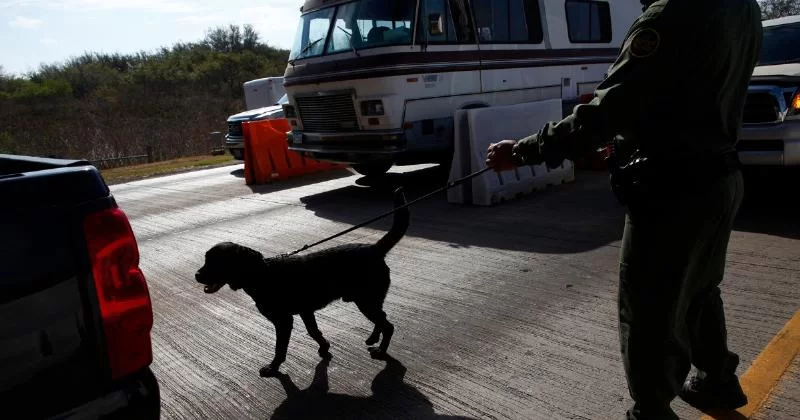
[289,0,416,61]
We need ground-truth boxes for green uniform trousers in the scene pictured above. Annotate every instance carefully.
[619,168,744,419]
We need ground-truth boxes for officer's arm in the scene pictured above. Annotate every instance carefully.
[512,10,677,168]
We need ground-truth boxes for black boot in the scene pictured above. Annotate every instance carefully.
[679,371,748,411]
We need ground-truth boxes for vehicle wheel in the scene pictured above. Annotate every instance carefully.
[351,162,393,178]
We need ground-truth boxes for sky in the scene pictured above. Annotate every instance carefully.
[0,0,303,76]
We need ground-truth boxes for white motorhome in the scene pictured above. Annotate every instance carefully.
[282,0,642,177]
[244,77,286,110]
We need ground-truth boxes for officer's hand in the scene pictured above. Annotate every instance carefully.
[486,140,517,172]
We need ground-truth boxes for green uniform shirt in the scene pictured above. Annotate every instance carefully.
[513,0,763,168]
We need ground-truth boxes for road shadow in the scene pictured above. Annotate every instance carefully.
[270,355,479,420]
[300,165,626,254]
[735,167,800,240]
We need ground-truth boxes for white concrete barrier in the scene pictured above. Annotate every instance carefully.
[447,99,575,206]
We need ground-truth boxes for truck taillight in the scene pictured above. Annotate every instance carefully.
[83,207,153,380]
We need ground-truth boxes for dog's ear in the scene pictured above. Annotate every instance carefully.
[224,244,266,290]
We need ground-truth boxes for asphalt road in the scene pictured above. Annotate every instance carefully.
[110,163,799,420]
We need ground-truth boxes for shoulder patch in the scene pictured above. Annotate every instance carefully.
[629,27,660,58]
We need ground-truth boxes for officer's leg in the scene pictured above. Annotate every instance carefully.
[680,170,747,410]
[618,195,700,420]
[687,287,737,378]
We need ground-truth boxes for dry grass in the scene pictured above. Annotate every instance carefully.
[101,154,237,185]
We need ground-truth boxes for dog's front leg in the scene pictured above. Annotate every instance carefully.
[260,315,293,378]
[301,312,331,359]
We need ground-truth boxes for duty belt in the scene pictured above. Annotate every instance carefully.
[606,147,741,205]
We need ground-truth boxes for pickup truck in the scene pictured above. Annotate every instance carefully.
[0,154,160,419]
[738,15,800,167]
[225,93,288,160]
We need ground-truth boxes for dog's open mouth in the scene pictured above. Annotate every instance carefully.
[204,283,224,294]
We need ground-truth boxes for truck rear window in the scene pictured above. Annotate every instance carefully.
[759,22,800,66]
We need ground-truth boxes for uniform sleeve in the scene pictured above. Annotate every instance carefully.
[512,4,678,168]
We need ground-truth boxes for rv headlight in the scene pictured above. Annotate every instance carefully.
[283,104,296,118]
[360,100,385,116]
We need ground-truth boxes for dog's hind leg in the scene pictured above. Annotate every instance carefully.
[355,302,394,359]
[301,312,331,360]
[260,315,293,378]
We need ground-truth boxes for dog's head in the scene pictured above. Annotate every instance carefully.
[195,241,264,294]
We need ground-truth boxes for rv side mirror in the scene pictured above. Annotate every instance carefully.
[428,13,443,36]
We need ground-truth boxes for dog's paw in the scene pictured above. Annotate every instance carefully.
[365,333,380,346]
[318,342,332,360]
[259,365,281,378]
[368,347,388,360]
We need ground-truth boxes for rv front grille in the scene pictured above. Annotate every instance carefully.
[742,92,781,124]
[295,93,359,132]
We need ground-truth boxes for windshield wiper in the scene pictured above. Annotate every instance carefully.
[290,37,324,64]
[337,26,360,57]
[301,37,324,56]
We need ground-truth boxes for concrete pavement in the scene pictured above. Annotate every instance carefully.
[110,163,799,420]
[753,353,799,420]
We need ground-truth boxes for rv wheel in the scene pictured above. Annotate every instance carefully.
[351,163,393,178]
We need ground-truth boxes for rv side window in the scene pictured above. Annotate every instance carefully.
[472,0,544,43]
[515,0,543,43]
[565,0,612,43]
[420,0,475,44]
[450,0,475,43]
[421,0,459,42]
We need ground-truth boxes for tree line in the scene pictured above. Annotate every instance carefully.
[759,0,800,19]
[0,25,289,164]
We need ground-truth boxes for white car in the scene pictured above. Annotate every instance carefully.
[225,94,288,160]
[738,15,800,166]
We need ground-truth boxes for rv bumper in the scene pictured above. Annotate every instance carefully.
[286,131,406,164]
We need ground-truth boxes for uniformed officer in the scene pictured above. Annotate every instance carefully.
[485,0,763,418]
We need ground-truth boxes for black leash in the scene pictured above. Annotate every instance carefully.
[285,166,493,256]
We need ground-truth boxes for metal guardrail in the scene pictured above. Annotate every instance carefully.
[88,132,227,168]
[90,146,153,168]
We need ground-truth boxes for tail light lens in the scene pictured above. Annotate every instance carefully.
[579,93,595,104]
[83,207,153,380]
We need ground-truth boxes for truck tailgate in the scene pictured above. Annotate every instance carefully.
[0,163,111,417]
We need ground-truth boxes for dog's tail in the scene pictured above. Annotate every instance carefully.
[375,187,409,255]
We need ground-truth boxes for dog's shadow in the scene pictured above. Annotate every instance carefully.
[270,354,479,420]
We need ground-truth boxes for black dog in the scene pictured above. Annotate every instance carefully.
[195,188,409,377]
